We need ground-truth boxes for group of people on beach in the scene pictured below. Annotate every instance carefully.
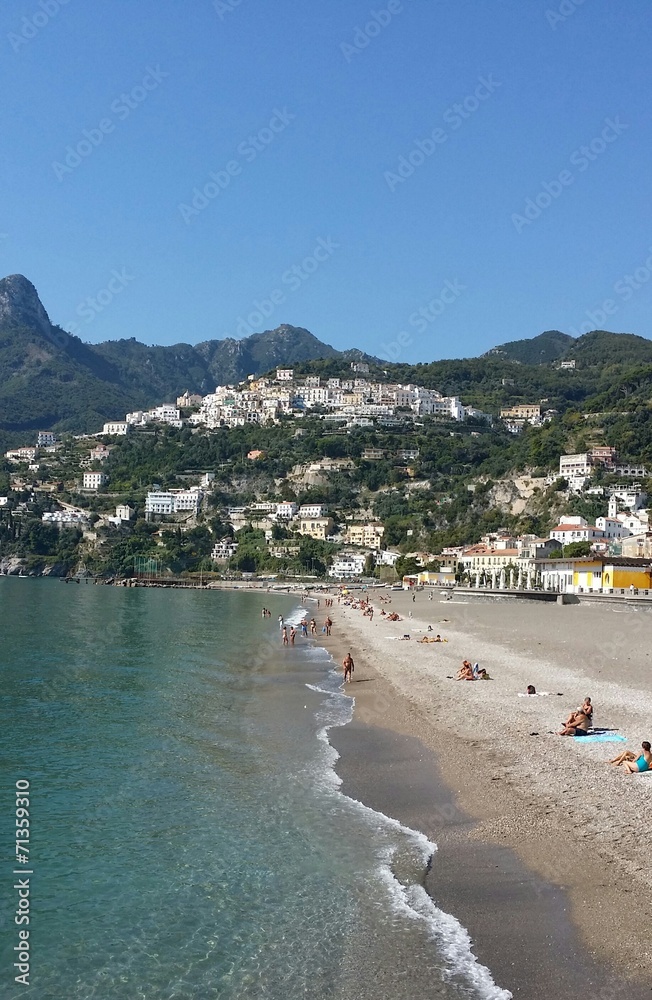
[456,660,490,681]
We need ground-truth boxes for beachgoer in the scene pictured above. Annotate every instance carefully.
[562,698,593,732]
[610,742,651,773]
[310,618,317,636]
[278,615,284,630]
[558,707,590,736]
[412,593,416,603]
[301,620,308,637]
[343,652,354,683]
[457,661,474,681]
[290,627,296,645]
[527,684,536,695]
[282,627,288,646]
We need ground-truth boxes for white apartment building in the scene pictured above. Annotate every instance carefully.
[145,491,175,515]
[148,404,182,427]
[549,516,604,544]
[36,431,57,446]
[276,369,294,381]
[174,488,203,512]
[595,516,630,540]
[276,502,298,519]
[328,552,367,577]
[211,539,238,562]
[83,472,107,490]
[298,504,326,519]
[102,422,129,436]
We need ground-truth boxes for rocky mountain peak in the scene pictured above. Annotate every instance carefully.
[0,273,53,339]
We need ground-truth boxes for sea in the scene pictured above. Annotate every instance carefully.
[0,579,511,1000]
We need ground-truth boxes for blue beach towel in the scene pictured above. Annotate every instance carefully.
[574,733,626,743]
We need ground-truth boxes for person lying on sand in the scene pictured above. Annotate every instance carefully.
[610,742,651,773]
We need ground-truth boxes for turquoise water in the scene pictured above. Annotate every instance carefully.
[0,580,510,999]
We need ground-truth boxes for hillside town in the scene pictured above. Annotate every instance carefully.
[3,364,652,592]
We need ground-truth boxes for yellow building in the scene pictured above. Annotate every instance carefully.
[345,523,385,550]
[298,517,335,541]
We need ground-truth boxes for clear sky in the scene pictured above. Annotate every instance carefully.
[1,0,650,362]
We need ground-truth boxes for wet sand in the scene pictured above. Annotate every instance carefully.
[320,589,652,996]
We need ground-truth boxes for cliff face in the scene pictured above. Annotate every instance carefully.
[0,274,54,339]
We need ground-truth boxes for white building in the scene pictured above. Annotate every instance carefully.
[328,552,367,578]
[549,517,604,544]
[173,488,203,512]
[276,502,298,519]
[115,505,135,522]
[102,422,129,436]
[376,549,400,566]
[42,510,89,528]
[5,447,38,462]
[276,369,294,381]
[83,471,107,490]
[211,539,238,562]
[145,491,175,515]
[298,504,326,519]
[36,431,57,446]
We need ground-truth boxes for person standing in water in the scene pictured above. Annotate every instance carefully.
[278,615,284,630]
[282,627,288,646]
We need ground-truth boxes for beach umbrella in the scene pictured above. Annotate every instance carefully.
[491,569,497,589]
[499,568,505,590]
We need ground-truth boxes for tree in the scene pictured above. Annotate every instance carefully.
[561,541,591,557]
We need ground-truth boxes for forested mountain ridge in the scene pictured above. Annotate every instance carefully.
[2,273,652,448]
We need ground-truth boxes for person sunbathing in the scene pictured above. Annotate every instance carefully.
[610,741,651,773]
[456,660,474,681]
[418,635,438,643]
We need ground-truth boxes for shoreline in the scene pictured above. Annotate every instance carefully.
[318,593,652,996]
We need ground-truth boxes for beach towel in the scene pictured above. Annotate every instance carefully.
[574,733,627,743]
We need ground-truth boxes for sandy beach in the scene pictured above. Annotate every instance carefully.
[319,588,652,996]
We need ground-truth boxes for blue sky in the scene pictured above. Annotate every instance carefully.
[1,0,650,362]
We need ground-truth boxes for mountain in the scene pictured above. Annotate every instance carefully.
[0,275,365,438]
[567,330,652,368]
[483,330,573,365]
[2,272,652,445]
